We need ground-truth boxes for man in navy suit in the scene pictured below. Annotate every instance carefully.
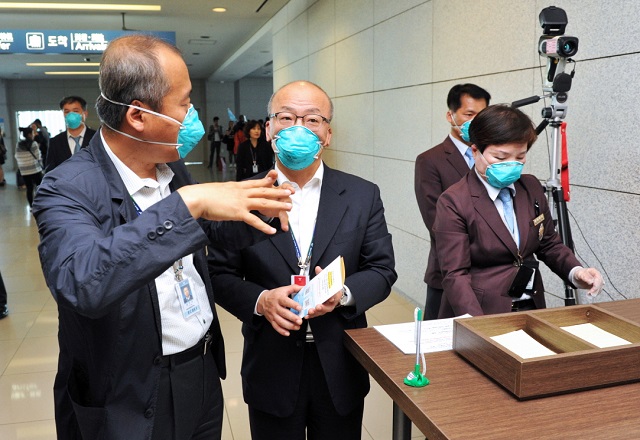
[45,95,96,173]
[34,34,293,440]
[209,80,397,440]
[414,84,491,319]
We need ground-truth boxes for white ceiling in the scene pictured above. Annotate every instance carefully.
[0,0,289,81]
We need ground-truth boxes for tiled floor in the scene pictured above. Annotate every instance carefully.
[0,164,424,439]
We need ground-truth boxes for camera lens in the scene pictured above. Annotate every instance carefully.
[558,36,578,57]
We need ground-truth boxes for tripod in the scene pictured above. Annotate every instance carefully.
[512,68,578,306]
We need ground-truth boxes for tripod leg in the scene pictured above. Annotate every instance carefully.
[551,187,577,306]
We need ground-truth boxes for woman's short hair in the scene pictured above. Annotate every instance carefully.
[243,120,261,138]
[469,105,537,152]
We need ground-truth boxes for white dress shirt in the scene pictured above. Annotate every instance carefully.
[67,126,87,155]
[101,130,213,355]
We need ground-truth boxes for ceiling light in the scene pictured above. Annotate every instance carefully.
[28,62,101,67]
[0,3,161,11]
[212,7,226,13]
[45,71,100,75]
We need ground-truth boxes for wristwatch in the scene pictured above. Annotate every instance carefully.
[338,287,348,307]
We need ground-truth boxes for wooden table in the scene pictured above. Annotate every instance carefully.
[345,299,640,440]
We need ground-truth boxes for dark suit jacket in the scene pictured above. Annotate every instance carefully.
[414,136,470,288]
[209,165,397,417]
[434,172,581,318]
[33,132,249,440]
[45,126,96,172]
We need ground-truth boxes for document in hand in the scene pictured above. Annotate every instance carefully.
[291,255,345,317]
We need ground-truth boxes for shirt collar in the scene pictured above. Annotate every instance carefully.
[449,133,473,158]
[274,161,324,190]
[68,126,87,140]
[474,168,516,201]
[100,129,174,196]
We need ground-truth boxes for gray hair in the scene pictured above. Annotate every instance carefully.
[266,80,334,121]
[96,34,181,129]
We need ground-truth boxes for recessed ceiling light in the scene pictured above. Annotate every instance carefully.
[45,71,100,75]
[212,7,226,13]
[0,3,161,11]
[28,62,101,67]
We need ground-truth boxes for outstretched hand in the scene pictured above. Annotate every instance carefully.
[177,170,293,234]
[574,267,605,296]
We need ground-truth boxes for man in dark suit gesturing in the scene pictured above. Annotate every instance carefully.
[34,35,294,440]
[45,95,96,172]
[414,84,491,319]
[209,80,397,440]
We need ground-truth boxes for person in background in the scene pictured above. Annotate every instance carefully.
[0,128,6,187]
[0,270,8,319]
[233,117,246,167]
[434,105,604,318]
[415,83,491,320]
[32,119,50,165]
[224,120,235,167]
[235,119,273,181]
[45,95,96,172]
[209,80,396,440]
[14,127,43,208]
[207,116,223,169]
[34,34,293,440]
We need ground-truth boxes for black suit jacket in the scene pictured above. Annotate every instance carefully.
[33,132,251,439]
[209,165,397,417]
[414,136,470,288]
[45,126,96,172]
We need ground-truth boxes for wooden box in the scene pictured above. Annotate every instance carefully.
[453,305,640,399]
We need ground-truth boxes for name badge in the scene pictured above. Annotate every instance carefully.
[533,214,545,226]
[252,163,258,173]
[175,277,201,319]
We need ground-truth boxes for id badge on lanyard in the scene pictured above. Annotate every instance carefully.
[290,223,315,287]
[173,259,201,319]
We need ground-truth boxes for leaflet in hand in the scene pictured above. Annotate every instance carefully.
[291,255,345,317]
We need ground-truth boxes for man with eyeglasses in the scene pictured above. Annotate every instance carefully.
[209,80,397,440]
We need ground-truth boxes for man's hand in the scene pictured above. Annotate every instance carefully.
[305,265,341,319]
[574,267,605,296]
[257,284,304,336]
[177,170,293,234]
[258,180,295,232]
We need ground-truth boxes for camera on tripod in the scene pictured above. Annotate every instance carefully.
[538,6,578,92]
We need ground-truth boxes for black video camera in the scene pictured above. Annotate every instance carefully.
[538,6,578,92]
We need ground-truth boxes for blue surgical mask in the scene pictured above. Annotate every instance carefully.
[65,112,83,130]
[272,125,323,171]
[450,114,472,143]
[99,93,205,159]
[480,152,524,188]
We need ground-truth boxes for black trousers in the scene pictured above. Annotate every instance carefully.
[248,342,364,440]
[208,141,221,168]
[151,347,223,440]
[424,285,443,320]
[0,271,7,306]
[22,172,43,207]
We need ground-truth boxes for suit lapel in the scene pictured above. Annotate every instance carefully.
[468,172,519,258]
[268,222,300,274]
[513,179,533,255]
[310,166,347,272]
[443,137,472,178]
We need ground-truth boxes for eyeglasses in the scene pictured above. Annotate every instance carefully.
[269,112,331,130]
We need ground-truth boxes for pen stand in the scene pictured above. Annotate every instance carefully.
[404,365,429,387]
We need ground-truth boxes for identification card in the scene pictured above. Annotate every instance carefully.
[291,275,308,286]
[175,278,201,319]
[252,163,258,173]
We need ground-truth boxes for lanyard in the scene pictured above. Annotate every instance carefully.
[131,195,184,282]
[289,222,316,276]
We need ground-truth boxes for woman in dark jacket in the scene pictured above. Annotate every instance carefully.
[236,120,274,181]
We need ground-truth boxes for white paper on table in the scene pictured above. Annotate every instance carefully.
[490,329,556,359]
[561,323,632,348]
[373,314,472,354]
[291,255,345,317]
